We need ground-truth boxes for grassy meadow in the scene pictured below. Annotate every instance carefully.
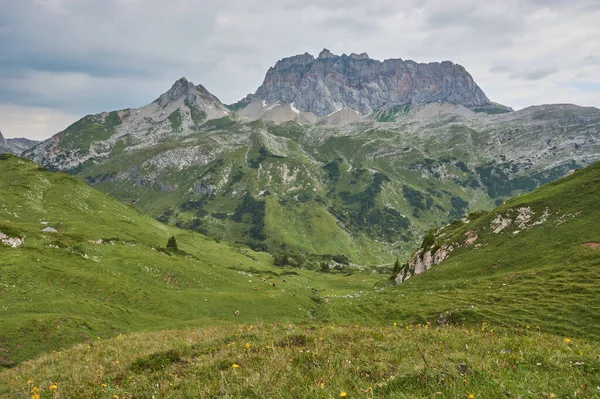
[0,154,599,398]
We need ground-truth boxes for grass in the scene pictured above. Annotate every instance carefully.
[0,155,381,366]
[319,161,600,340]
[1,156,598,397]
[1,323,598,398]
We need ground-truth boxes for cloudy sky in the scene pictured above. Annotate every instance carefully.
[1,0,599,140]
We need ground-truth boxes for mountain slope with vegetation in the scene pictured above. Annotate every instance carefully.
[0,156,598,399]
[320,160,600,341]
[24,89,600,265]
[0,155,381,366]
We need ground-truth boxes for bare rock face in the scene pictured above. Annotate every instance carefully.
[395,244,453,283]
[0,130,39,155]
[245,49,494,116]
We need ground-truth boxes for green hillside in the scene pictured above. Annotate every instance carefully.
[1,156,599,398]
[0,155,380,366]
[321,160,600,340]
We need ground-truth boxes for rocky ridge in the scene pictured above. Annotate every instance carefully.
[0,130,39,155]
[238,49,505,119]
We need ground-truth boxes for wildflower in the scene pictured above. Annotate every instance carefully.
[564,338,572,343]
[232,363,239,369]
[31,394,40,399]
[393,322,397,327]
[468,395,475,399]
[27,380,33,384]
[245,342,250,349]
[31,387,39,394]
[320,382,325,388]
[113,396,119,399]
[115,360,119,364]
[340,392,347,397]
[49,383,58,391]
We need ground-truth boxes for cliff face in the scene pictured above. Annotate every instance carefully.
[246,49,493,116]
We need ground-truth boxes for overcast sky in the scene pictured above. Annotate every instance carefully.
[1,0,599,140]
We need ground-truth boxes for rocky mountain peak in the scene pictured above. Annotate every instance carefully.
[155,77,200,108]
[0,130,6,146]
[349,52,369,60]
[317,48,336,59]
[245,50,495,116]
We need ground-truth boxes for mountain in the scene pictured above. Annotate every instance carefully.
[0,130,39,155]
[23,54,600,264]
[235,49,510,122]
[26,77,229,171]
[0,154,381,366]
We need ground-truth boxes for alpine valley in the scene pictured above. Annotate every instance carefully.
[25,50,600,264]
[1,49,600,398]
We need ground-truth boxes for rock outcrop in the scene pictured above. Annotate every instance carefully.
[395,244,453,284]
[242,49,499,116]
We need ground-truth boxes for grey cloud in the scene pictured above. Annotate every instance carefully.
[582,55,600,65]
[509,67,560,81]
[489,65,513,73]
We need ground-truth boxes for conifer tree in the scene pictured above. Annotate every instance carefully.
[167,235,178,250]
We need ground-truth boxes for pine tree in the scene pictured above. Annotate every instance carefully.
[390,257,401,280]
[166,235,178,250]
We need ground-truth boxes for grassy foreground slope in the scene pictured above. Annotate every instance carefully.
[1,323,599,398]
[0,155,380,366]
[320,160,600,340]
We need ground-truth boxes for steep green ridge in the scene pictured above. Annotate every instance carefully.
[320,161,600,340]
[0,155,381,366]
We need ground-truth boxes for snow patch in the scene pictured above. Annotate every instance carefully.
[290,102,300,115]
[266,102,281,112]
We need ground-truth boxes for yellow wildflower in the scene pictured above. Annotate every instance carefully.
[31,387,39,394]
[393,322,397,327]
[564,338,572,343]
[31,394,40,399]
[27,379,33,384]
[115,360,119,364]
[49,383,58,391]
[340,392,347,397]
[468,395,475,399]
[245,342,250,349]
[232,363,240,369]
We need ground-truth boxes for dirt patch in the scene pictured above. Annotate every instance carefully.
[581,242,600,249]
